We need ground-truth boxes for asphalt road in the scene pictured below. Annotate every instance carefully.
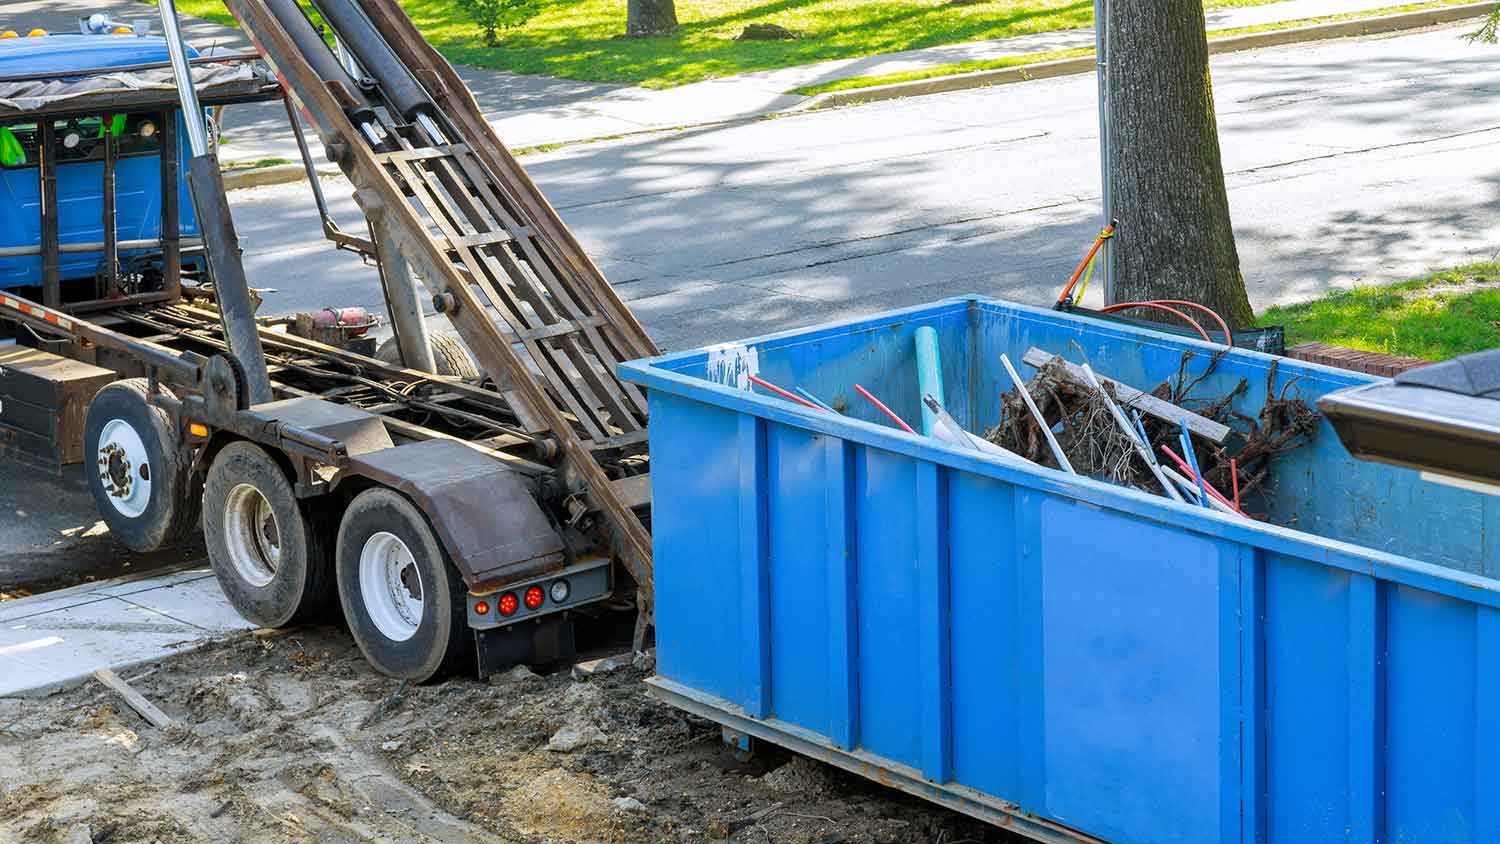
[220,23,1500,353]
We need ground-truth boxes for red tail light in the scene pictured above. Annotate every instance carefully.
[473,600,490,615]
[498,592,519,616]
[524,586,545,610]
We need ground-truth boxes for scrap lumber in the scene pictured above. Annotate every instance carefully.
[93,668,174,729]
[1022,347,1231,443]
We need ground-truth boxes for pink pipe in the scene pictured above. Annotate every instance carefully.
[854,384,916,434]
[1160,444,1245,515]
[748,374,823,411]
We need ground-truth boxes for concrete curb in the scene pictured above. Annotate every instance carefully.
[220,161,340,191]
[805,1,1497,110]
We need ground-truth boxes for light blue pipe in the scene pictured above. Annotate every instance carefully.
[795,387,838,413]
[914,326,944,436]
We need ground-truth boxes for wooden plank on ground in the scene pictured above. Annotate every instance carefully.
[1022,347,1231,443]
[93,668,175,729]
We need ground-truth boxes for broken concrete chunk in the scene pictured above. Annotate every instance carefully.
[571,653,632,680]
[612,796,646,812]
[490,664,537,686]
[548,722,607,753]
[632,649,656,673]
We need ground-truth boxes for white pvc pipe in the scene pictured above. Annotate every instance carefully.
[1080,362,1183,502]
[1000,353,1075,475]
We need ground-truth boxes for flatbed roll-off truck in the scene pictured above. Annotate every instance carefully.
[0,0,660,683]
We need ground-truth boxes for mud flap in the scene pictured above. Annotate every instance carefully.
[474,614,577,677]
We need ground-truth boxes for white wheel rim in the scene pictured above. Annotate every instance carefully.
[96,418,152,518]
[223,483,281,588]
[359,531,424,642]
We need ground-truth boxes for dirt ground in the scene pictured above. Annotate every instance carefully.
[0,625,1021,844]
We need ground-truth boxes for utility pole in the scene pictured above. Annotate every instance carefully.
[1093,0,1114,304]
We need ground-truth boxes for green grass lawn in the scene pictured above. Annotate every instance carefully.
[792,0,1478,96]
[1260,263,1500,362]
[152,0,1282,88]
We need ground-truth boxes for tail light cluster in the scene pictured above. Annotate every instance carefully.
[467,558,610,630]
[486,578,572,618]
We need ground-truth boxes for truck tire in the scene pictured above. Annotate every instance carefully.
[374,332,479,379]
[203,442,334,628]
[84,379,200,553]
[335,488,471,682]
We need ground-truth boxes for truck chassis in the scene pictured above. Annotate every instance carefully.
[0,0,661,681]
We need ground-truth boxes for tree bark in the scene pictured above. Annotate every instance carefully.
[626,0,678,36]
[1105,0,1254,328]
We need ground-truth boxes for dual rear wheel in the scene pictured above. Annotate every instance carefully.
[203,442,332,628]
[335,489,471,681]
[202,444,467,681]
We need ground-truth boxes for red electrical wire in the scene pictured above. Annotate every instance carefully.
[1130,300,1235,347]
[748,374,823,410]
[1099,302,1212,343]
[1230,457,1241,510]
[854,384,916,434]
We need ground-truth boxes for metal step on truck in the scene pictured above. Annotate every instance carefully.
[0,0,658,682]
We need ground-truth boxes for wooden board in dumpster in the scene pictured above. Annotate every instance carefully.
[620,296,1500,844]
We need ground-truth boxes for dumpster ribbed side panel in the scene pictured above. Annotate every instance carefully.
[647,394,744,707]
[624,296,1500,844]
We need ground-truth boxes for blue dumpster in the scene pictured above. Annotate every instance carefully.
[619,296,1500,844]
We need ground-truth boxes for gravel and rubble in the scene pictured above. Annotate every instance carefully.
[0,625,1020,844]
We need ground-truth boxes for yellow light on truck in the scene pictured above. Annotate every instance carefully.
[188,422,209,437]
[26,29,47,37]
[112,26,133,35]
[0,31,17,39]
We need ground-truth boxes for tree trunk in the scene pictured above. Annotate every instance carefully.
[626,0,678,36]
[1105,0,1254,329]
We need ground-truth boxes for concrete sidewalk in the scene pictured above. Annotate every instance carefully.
[0,565,254,698]
[205,0,1480,167]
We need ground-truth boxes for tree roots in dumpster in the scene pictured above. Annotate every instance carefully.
[987,350,1319,519]
[1,626,1022,844]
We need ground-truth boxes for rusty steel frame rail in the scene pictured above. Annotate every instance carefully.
[0,291,346,466]
[0,291,202,386]
[224,0,656,617]
[115,303,555,474]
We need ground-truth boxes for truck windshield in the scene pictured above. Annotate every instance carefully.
[0,114,162,169]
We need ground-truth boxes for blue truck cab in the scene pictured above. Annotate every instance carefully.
[0,31,201,292]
